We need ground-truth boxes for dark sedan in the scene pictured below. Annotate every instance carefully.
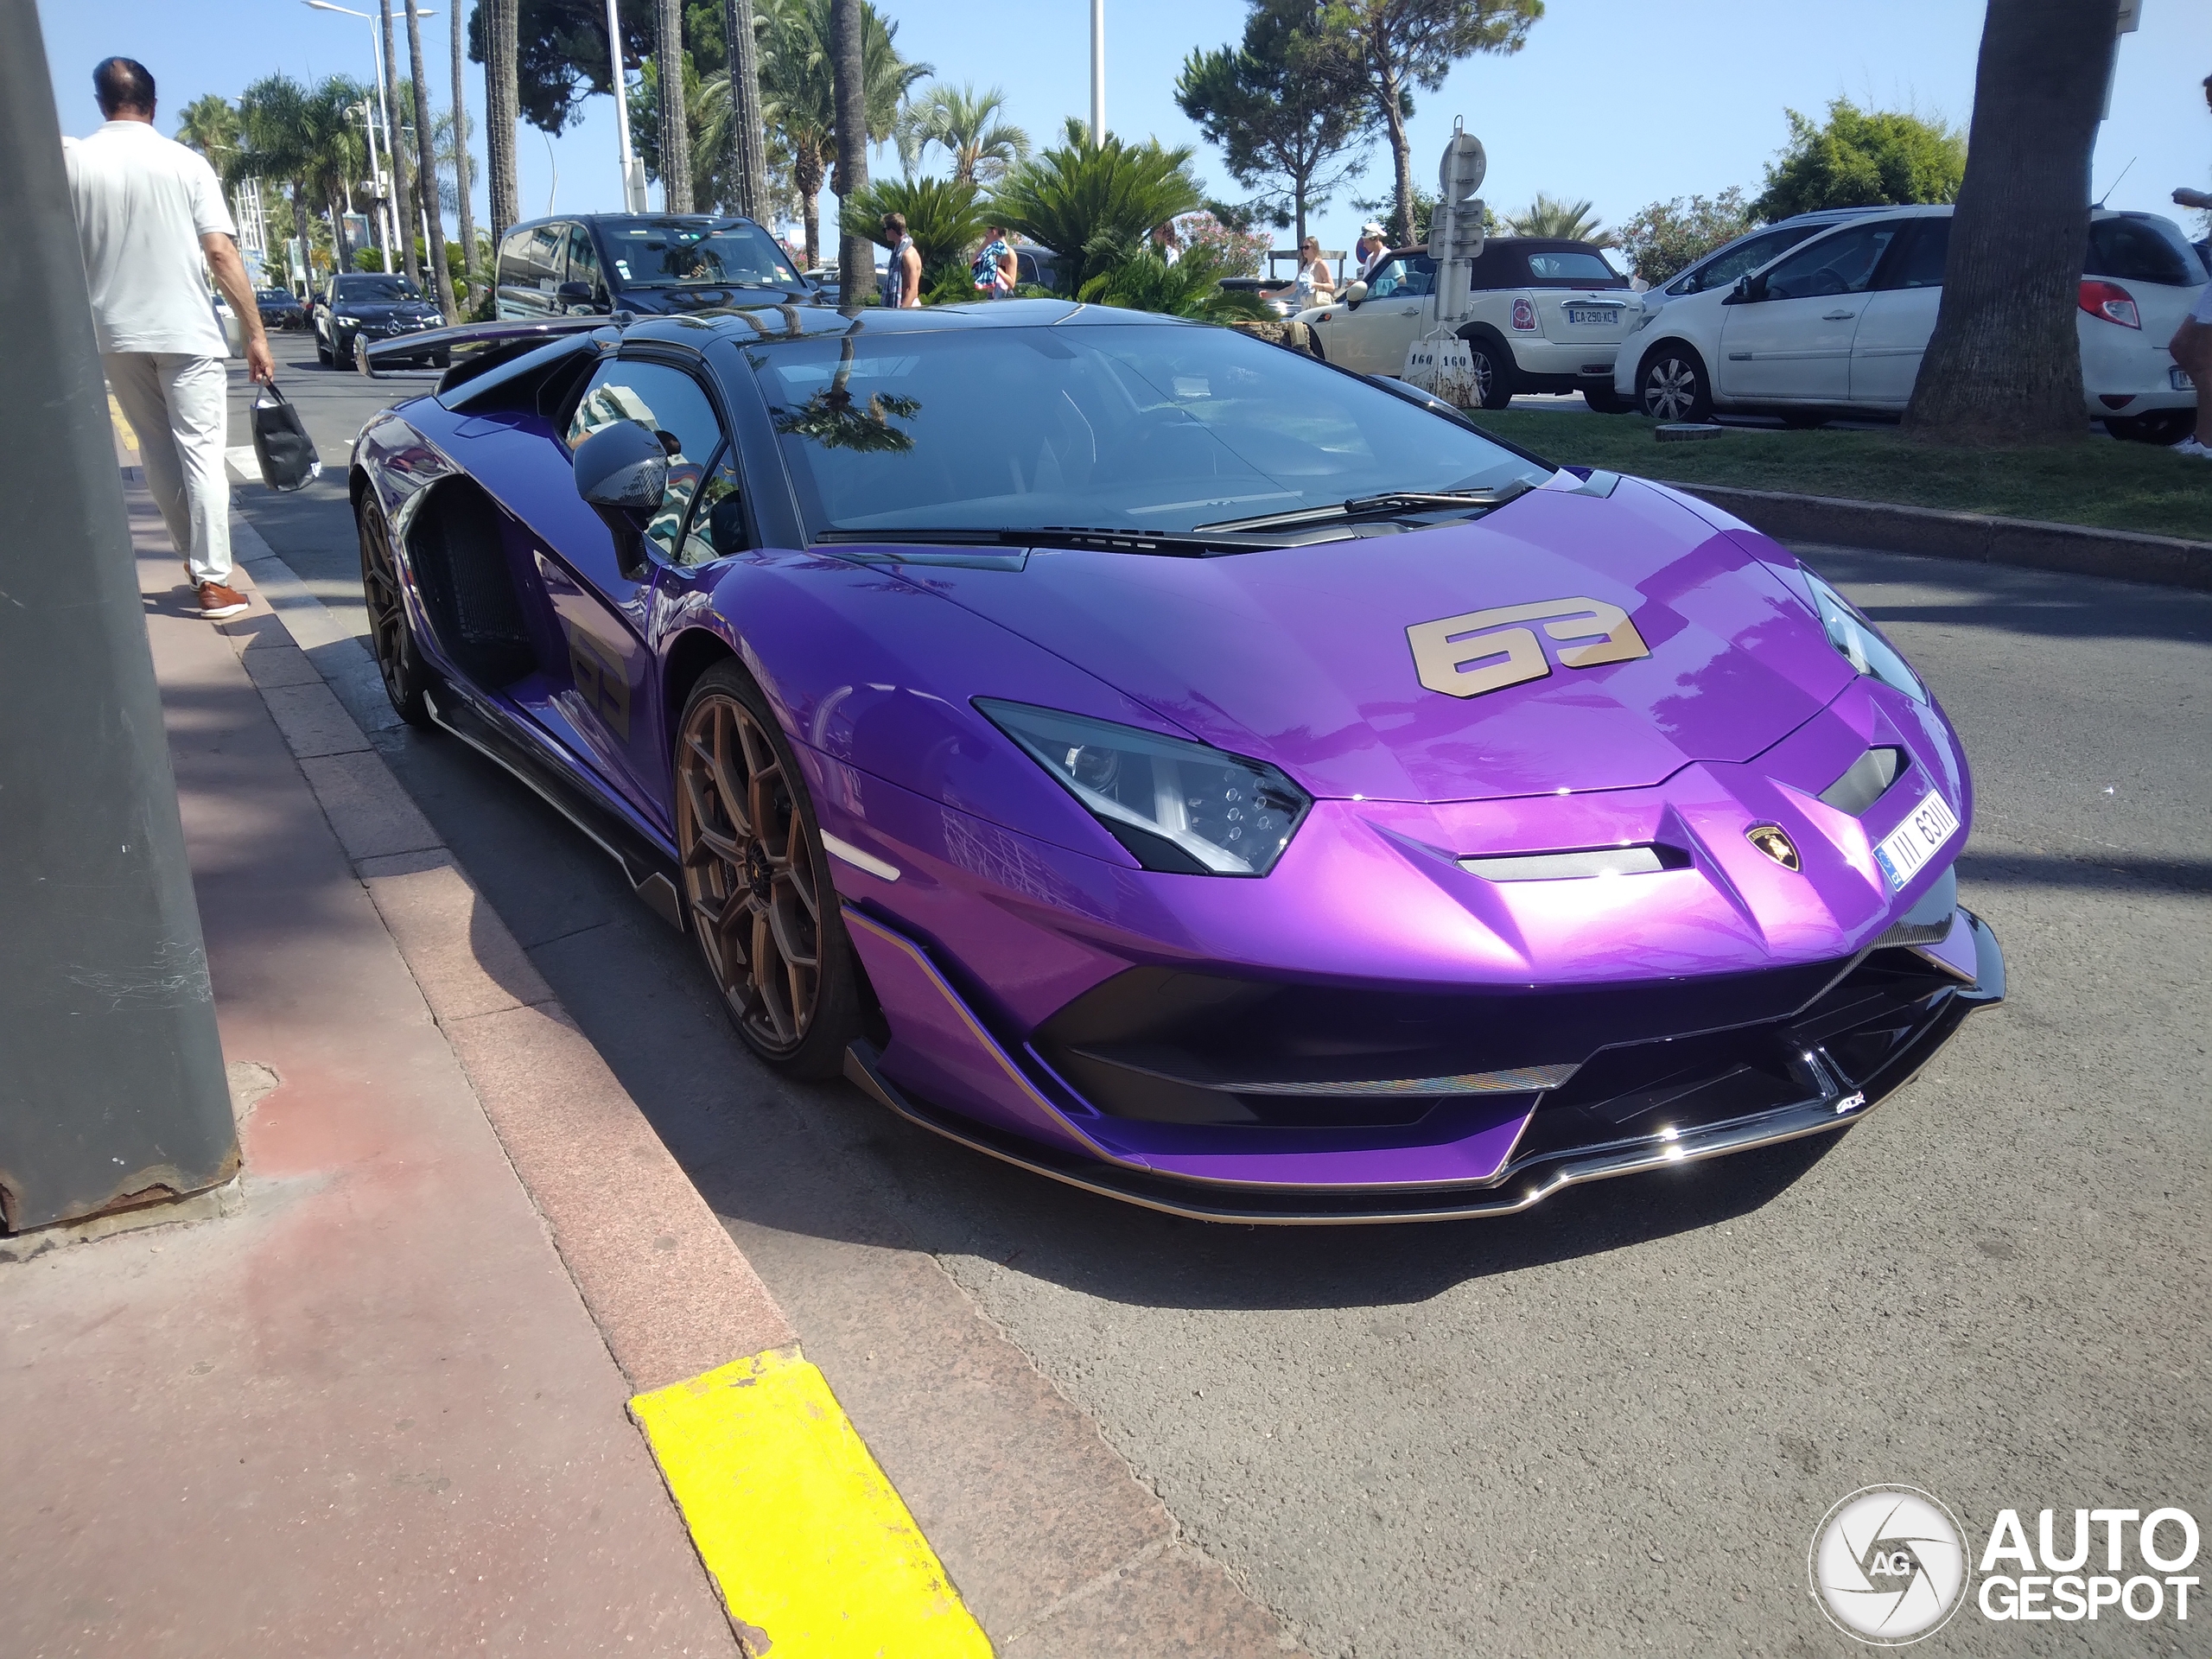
[255,287,307,331]
[493,214,819,321]
[315,272,447,368]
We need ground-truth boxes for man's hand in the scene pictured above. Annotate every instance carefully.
[201,231,275,383]
[2172,187,2212,211]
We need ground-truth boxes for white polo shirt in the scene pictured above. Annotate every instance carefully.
[64,118,236,357]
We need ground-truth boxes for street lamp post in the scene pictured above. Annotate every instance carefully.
[605,0,647,211]
[1090,0,1104,144]
[303,1,434,272]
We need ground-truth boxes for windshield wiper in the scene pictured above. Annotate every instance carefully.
[810,524,1344,556]
[1195,481,1535,534]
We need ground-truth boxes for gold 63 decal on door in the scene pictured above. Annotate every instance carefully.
[1407,596,1649,698]
[565,622,632,740]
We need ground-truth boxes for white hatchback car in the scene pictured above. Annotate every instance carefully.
[1614,205,2207,440]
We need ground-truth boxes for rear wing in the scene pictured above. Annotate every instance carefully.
[359,315,614,384]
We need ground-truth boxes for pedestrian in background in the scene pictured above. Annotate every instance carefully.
[1353,221,1389,281]
[973,224,1016,298]
[1288,235,1336,310]
[1151,220,1182,267]
[880,213,922,308]
[2167,73,2212,458]
[66,57,272,619]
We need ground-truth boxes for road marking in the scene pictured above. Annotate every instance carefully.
[632,1345,988,1657]
[225,445,262,487]
[108,394,139,456]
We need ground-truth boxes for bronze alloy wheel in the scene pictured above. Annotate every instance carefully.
[676,681,828,1059]
[358,498,435,728]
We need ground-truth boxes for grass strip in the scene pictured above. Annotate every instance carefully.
[1469,410,2211,543]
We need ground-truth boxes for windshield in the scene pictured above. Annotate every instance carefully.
[602,220,804,289]
[334,276,424,302]
[750,322,1553,538]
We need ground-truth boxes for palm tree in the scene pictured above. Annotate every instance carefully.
[449,0,479,301]
[844,175,982,293]
[897,83,1028,188]
[232,75,315,280]
[1506,194,1611,245]
[1077,242,1271,321]
[656,0,693,211]
[302,78,373,271]
[750,0,928,269]
[175,94,240,165]
[404,0,457,318]
[483,0,520,245]
[988,121,1205,297]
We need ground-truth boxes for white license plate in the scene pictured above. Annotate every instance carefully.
[1565,306,1617,326]
[1872,791,1960,891]
[2172,365,2194,391]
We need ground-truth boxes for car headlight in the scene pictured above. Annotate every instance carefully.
[977,700,1311,876]
[1803,572,1926,704]
[332,313,359,325]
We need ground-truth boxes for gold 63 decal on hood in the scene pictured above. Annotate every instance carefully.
[1407,596,1650,698]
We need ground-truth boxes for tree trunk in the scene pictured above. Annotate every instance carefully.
[404,0,458,320]
[830,0,868,308]
[656,0,693,211]
[1904,0,2118,446]
[796,139,823,270]
[1382,64,1412,248]
[1294,178,1307,254]
[485,0,520,246]
[380,0,423,286]
[330,190,353,271]
[450,0,478,305]
[721,0,769,221]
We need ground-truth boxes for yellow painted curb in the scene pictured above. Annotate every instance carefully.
[632,1345,990,1658]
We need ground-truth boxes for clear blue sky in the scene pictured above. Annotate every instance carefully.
[35,0,2212,263]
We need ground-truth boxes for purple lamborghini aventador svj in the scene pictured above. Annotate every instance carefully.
[352,300,2001,1221]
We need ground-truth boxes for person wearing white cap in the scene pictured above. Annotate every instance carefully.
[1353,222,1389,282]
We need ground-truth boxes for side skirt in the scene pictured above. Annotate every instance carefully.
[422,683,684,931]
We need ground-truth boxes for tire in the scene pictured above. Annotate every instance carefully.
[356,493,439,728]
[673,661,866,1078]
[1582,385,1631,414]
[2104,410,2195,445]
[1637,345,1712,422]
[1465,340,1515,410]
[315,334,332,365]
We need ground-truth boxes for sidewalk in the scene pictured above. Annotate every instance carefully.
[0,490,745,1655]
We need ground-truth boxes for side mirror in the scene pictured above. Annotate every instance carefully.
[574,418,670,512]
[557,280,594,302]
[1344,280,1370,306]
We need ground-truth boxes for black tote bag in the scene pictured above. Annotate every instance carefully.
[249,382,321,492]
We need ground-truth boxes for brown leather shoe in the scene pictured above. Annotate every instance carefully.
[197,581,249,619]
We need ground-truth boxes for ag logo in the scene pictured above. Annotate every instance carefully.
[565,621,632,740]
[1407,596,1649,699]
[1809,1486,1968,1645]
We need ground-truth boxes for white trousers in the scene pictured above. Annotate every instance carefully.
[105,352,232,586]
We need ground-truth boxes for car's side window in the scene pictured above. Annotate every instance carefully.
[568,360,734,566]
[1397,256,1437,296]
[1365,257,1408,298]
[1874,219,1949,291]
[1760,222,1904,300]
[678,446,747,565]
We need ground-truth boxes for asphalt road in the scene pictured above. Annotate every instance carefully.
[223,355,2210,1658]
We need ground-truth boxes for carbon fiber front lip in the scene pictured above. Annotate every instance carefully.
[842,911,2004,1225]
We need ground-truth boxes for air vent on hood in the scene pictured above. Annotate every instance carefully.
[1820,747,1906,817]
[1458,845,1689,881]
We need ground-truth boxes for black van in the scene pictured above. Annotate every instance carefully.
[494,214,819,319]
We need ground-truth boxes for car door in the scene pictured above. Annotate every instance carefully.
[560,222,610,315]
[1716,219,1905,404]
[548,354,736,815]
[1848,218,1948,408]
[1323,256,1427,373]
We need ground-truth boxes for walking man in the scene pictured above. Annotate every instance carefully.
[2169,74,2212,458]
[66,57,272,617]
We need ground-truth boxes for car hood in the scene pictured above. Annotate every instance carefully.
[895,477,1857,803]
